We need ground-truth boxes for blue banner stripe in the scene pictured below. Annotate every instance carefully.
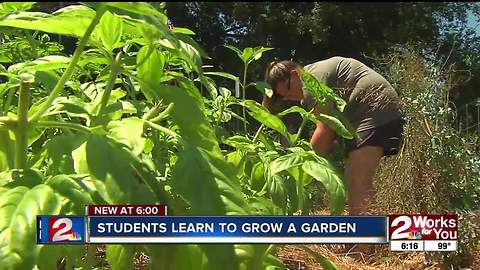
[89,216,386,238]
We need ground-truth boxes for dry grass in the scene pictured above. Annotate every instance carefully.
[276,244,437,270]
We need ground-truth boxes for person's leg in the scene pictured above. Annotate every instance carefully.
[345,145,383,215]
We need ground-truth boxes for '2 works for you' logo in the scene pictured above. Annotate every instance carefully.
[389,215,457,241]
[37,216,86,244]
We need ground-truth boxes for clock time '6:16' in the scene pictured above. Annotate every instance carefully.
[401,242,418,249]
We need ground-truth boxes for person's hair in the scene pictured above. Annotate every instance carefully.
[262,60,300,113]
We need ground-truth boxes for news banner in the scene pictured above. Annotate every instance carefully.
[37,205,457,252]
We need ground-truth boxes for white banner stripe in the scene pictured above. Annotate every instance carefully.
[89,236,386,244]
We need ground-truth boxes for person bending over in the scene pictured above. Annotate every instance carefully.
[263,57,404,215]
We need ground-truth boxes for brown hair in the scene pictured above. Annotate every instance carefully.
[262,60,300,113]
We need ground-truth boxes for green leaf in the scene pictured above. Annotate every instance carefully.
[242,100,289,138]
[37,245,64,270]
[0,2,37,13]
[172,245,207,270]
[197,75,218,99]
[224,45,243,60]
[287,166,313,186]
[34,70,59,92]
[150,84,221,154]
[45,175,93,215]
[99,11,123,52]
[222,135,255,152]
[172,145,244,270]
[46,134,87,174]
[37,245,84,270]
[251,81,273,97]
[100,2,168,25]
[250,162,266,191]
[3,169,43,188]
[8,55,70,73]
[0,129,15,170]
[0,5,96,37]
[136,46,165,100]
[172,144,247,215]
[278,105,316,122]
[172,27,195,35]
[0,185,61,269]
[301,159,346,214]
[300,69,346,111]
[300,246,341,270]
[204,72,240,83]
[85,134,139,203]
[107,117,146,156]
[316,113,354,139]
[269,152,304,175]
[252,47,274,62]
[241,47,254,63]
[269,174,287,210]
[106,245,135,270]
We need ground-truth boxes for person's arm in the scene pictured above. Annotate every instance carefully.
[310,121,336,156]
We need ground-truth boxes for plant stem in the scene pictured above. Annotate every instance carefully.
[149,103,174,123]
[297,169,304,214]
[97,52,123,116]
[29,6,106,122]
[144,120,184,144]
[36,120,91,133]
[15,82,30,169]
[242,63,248,134]
[252,124,264,143]
[292,117,307,146]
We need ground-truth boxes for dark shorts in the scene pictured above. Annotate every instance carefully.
[345,118,405,157]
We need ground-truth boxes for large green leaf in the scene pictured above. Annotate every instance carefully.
[269,174,287,210]
[0,5,96,37]
[300,69,346,111]
[84,134,138,203]
[251,46,274,63]
[8,55,70,73]
[136,46,165,100]
[37,245,84,270]
[45,175,93,215]
[269,152,304,175]
[242,100,289,139]
[224,45,243,61]
[151,84,221,154]
[3,169,43,189]
[316,113,354,139]
[172,144,246,215]
[278,106,316,123]
[172,145,243,270]
[106,245,135,270]
[45,134,87,175]
[0,2,37,13]
[98,10,123,52]
[107,117,146,156]
[0,185,61,269]
[204,71,239,83]
[301,159,346,214]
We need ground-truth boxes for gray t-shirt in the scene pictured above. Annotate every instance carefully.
[301,56,402,132]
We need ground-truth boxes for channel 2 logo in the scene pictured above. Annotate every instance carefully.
[389,215,457,241]
[37,216,85,244]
